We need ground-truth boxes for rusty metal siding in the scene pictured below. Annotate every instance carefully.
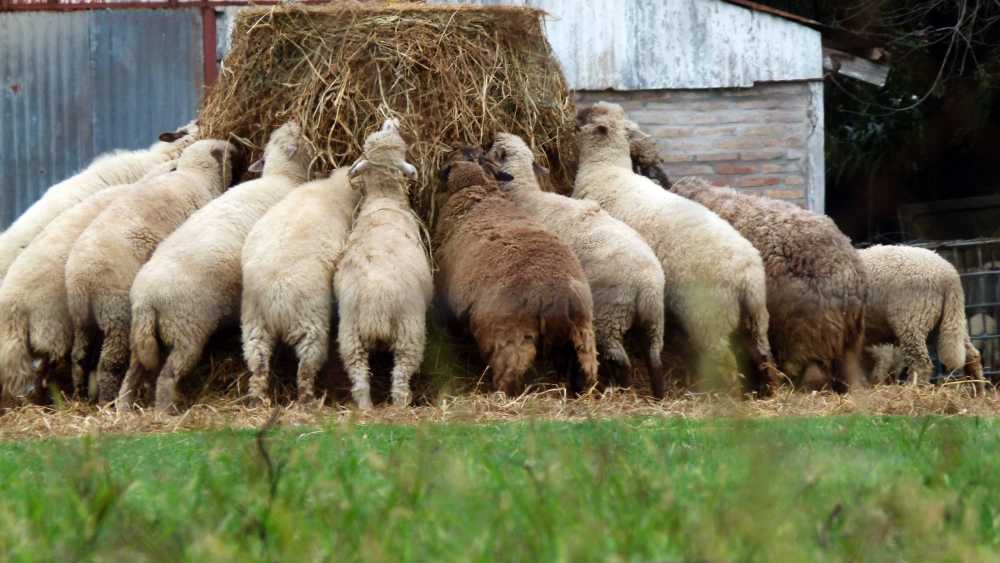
[433,0,822,90]
[0,9,202,230]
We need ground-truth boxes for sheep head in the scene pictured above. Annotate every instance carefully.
[247,121,313,181]
[576,102,649,163]
[154,120,200,157]
[488,133,549,187]
[178,139,247,190]
[630,136,672,188]
[348,119,418,190]
[436,145,513,194]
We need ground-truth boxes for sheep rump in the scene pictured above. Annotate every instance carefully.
[64,139,241,404]
[118,122,311,413]
[0,161,176,400]
[669,176,868,392]
[334,120,433,409]
[488,132,666,398]
[242,167,361,405]
[860,244,983,390]
[434,149,599,397]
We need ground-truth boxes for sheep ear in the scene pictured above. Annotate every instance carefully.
[494,147,507,161]
[629,127,651,141]
[350,160,370,179]
[158,131,185,142]
[437,166,452,183]
[495,171,515,182]
[595,124,609,136]
[532,162,550,176]
[576,107,593,127]
[286,141,298,159]
[401,161,418,180]
[210,147,225,165]
[248,158,264,173]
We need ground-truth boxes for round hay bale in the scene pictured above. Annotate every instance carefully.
[199,2,577,226]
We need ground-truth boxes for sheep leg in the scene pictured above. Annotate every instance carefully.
[117,355,148,413]
[641,342,666,400]
[291,325,329,406]
[389,323,424,407]
[897,329,934,385]
[490,337,536,398]
[340,330,373,410]
[154,341,207,414]
[244,325,276,408]
[96,322,131,405]
[30,357,53,405]
[70,326,90,400]
[963,339,985,394]
[599,338,633,390]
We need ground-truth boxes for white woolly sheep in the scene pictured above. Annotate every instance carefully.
[241,167,361,406]
[861,244,983,390]
[0,161,178,400]
[117,122,312,413]
[487,133,667,398]
[573,102,778,396]
[0,122,198,288]
[64,140,244,404]
[333,119,433,409]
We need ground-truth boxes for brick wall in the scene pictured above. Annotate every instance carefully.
[575,81,820,208]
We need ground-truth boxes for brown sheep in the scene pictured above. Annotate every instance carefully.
[668,176,869,392]
[433,147,599,397]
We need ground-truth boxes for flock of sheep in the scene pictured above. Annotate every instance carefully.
[0,101,987,413]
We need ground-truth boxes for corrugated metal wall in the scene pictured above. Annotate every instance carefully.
[433,0,822,90]
[0,9,203,229]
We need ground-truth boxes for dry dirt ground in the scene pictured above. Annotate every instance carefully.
[1,383,996,441]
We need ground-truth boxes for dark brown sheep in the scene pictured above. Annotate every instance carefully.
[668,176,869,392]
[434,147,599,397]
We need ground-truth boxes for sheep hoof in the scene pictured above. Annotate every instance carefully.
[391,390,411,407]
[355,395,374,410]
[247,396,270,409]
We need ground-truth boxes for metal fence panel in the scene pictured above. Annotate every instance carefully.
[0,12,94,228]
[90,9,202,154]
[0,9,203,230]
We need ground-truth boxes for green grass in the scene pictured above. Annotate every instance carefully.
[2,416,1000,562]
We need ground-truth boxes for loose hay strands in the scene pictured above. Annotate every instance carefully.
[3,384,998,440]
[199,2,577,226]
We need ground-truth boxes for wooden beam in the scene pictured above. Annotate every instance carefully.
[823,46,889,87]
[202,7,218,91]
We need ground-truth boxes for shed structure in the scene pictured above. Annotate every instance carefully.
[437,0,887,213]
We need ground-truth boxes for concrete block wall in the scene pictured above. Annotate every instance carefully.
[575,81,821,208]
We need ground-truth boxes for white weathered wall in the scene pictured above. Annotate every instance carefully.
[434,0,823,90]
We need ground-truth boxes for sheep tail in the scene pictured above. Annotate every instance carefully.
[936,274,969,371]
[130,301,160,372]
[0,302,35,396]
